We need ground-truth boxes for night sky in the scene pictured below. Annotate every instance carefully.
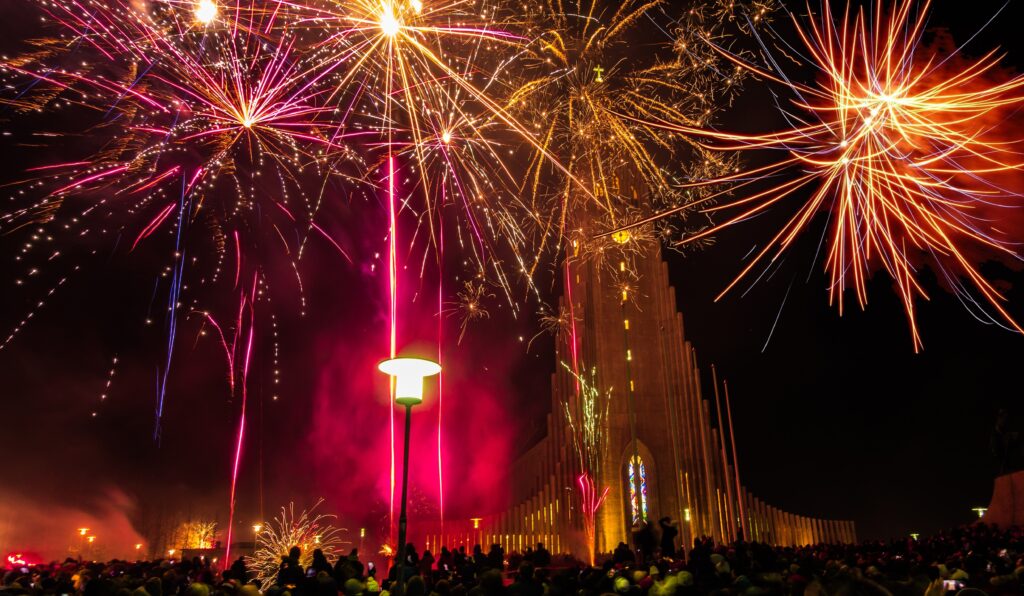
[0,0,1022,559]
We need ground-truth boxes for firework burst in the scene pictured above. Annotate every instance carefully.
[526,303,577,351]
[609,0,1024,350]
[170,521,218,549]
[0,0,364,437]
[247,500,347,587]
[506,0,748,275]
[268,0,545,286]
[446,280,493,343]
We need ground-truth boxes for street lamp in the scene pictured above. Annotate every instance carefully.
[471,518,482,549]
[76,528,90,558]
[378,356,441,592]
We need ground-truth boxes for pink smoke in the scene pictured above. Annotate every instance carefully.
[0,488,145,562]
[306,269,521,551]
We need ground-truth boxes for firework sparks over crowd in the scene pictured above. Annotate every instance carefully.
[247,500,346,587]
[609,0,1024,350]
[1,0,1022,560]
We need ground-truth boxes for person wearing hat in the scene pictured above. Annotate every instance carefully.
[365,567,381,594]
[632,522,656,565]
[344,578,366,596]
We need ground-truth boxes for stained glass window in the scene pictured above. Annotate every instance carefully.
[628,454,648,525]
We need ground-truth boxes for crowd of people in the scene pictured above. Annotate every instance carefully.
[3,524,1024,596]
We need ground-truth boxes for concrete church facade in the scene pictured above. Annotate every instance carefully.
[424,238,856,558]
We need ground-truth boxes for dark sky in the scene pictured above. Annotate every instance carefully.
[0,0,1022,559]
[662,0,1024,541]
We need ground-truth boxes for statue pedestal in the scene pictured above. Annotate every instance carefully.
[982,471,1024,527]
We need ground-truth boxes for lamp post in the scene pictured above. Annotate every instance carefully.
[378,356,441,595]
[76,528,90,558]
[471,518,482,550]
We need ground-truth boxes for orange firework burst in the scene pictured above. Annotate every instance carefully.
[613,0,1024,350]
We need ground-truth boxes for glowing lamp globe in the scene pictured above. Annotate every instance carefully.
[378,357,441,406]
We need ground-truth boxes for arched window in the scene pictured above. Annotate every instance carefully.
[628,454,648,525]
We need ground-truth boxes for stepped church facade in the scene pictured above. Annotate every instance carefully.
[421,162,856,555]
[421,232,856,558]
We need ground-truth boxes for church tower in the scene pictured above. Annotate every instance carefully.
[420,190,857,558]
[558,232,731,552]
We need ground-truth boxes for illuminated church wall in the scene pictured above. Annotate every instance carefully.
[422,240,856,557]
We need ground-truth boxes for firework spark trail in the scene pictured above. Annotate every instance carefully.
[436,207,444,535]
[155,176,191,441]
[606,0,1024,350]
[575,472,609,566]
[388,154,398,548]
[560,362,611,566]
[225,312,254,566]
[564,259,580,393]
[198,275,258,566]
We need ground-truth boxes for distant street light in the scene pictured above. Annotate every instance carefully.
[471,518,482,547]
[972,507,987,519]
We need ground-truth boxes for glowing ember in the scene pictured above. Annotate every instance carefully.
[379,5,401,37]
[194,0,217,24]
